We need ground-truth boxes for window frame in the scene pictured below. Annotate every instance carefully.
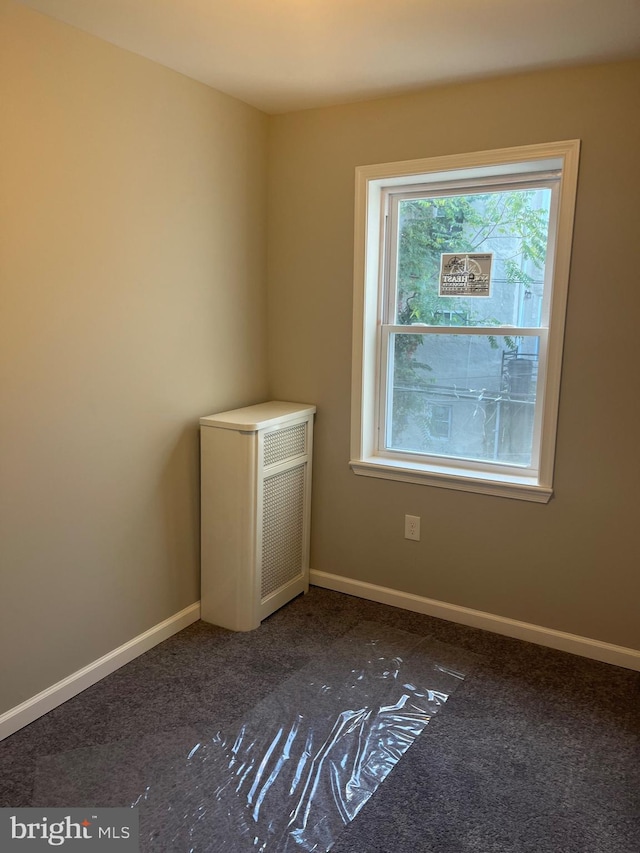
[350,141,580,503]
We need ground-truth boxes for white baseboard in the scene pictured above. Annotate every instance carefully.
[0,602,201,742]
[310,570,640,672]
[3,579,637,743]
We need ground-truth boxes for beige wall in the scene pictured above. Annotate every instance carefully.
[0,0,268,714]
[268,61,640,651]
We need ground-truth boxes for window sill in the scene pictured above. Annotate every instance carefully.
[349,456,553,503]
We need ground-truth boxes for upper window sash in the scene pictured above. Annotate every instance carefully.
[381,175,561,330]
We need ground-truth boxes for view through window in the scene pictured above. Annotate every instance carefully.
[386,185,552,467]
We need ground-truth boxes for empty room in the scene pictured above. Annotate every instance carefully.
[1,1,639,851]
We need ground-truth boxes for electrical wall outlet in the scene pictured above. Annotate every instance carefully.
[404,514,420,541]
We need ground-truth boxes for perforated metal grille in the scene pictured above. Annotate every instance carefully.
[263,423,306,467]
[261,465,305,600]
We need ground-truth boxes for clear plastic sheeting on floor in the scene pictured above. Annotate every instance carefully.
[33,623,473,852]
[135,623,470,852]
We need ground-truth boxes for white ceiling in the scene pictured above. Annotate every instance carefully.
[17,0,640,114]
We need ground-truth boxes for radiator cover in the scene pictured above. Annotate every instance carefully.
[200,401,315,631]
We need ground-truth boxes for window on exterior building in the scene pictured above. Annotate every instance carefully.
[350,142,580,502]
[428,404,452,440]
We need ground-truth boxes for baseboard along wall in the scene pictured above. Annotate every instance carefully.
[309,570,640,673]
[2,575,639,742]
[0,603,200,742]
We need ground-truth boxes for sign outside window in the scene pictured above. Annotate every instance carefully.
[439,253,493,297]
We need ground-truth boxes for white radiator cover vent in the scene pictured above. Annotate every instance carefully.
[264,422,307,467]
[200,401,315,631]
[262,464,305,599]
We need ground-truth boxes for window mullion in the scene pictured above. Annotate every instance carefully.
[383,325,546,336]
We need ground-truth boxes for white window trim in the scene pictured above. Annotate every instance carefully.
[350,141,580,503]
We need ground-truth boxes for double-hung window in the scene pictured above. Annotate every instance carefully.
[350,142,580,502]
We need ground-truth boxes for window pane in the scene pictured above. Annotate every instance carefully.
[396,189,551,327]
[388,334,540,466]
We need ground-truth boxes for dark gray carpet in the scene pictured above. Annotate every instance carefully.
[1,587,638,852]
